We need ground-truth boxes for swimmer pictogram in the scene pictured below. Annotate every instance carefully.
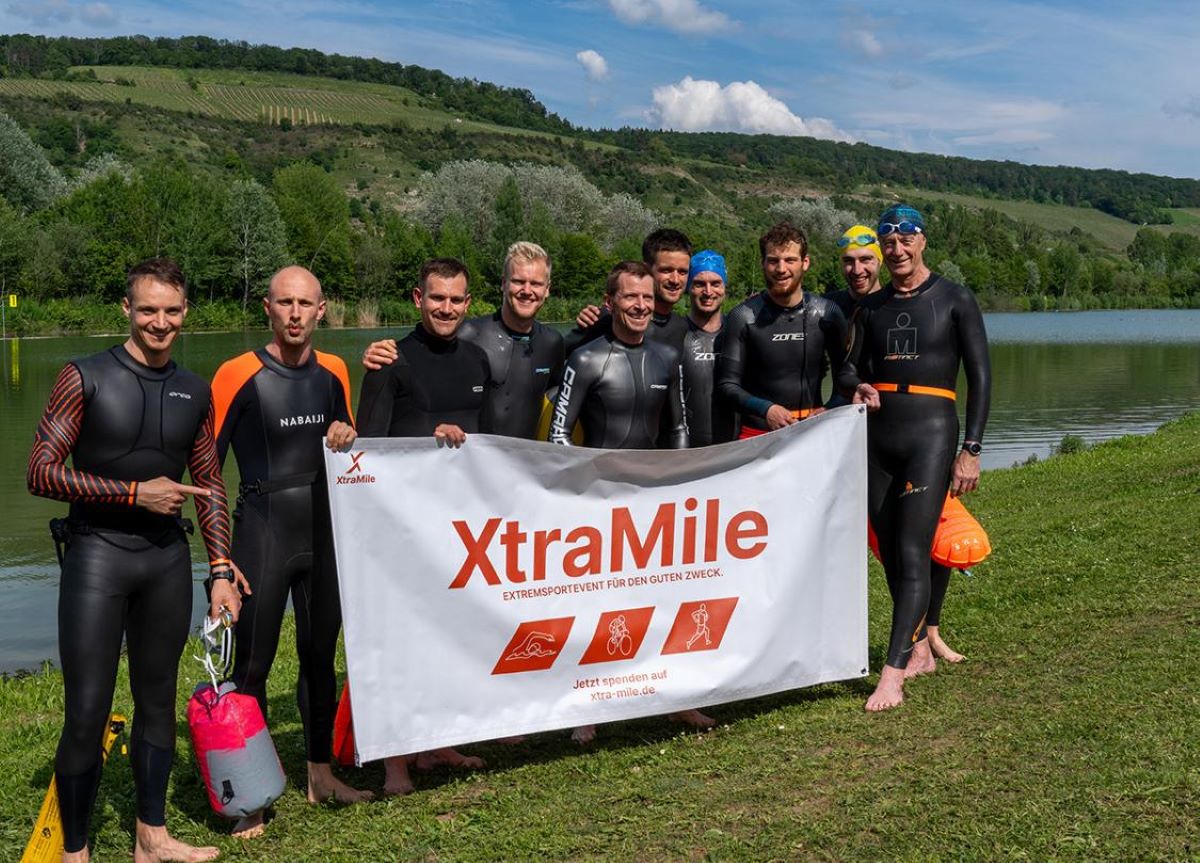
[579,607,655,666]
[506,631,559,660]
[661,598,739,655]
[492,617,576,675]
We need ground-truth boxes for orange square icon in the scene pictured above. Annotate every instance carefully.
[491,617,575,675]
[661,598,738,655]
[578,607,656,666]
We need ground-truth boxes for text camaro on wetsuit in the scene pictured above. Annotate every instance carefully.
[550,333,688,449]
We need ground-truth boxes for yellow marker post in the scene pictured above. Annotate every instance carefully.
[21,714,126,863]
[1,293,13,341]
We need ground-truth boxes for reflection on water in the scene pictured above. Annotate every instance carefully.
[1,310,1198,671]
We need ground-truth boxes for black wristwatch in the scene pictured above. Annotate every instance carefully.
[962,441,982,457]
[204,569,236,591]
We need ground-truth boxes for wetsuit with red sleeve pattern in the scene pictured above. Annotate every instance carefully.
[26,344,230,854]
[212,347,353,765]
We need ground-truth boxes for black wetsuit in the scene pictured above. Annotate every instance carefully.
[825,287,887,407]
[564,308,688,357]
[682,318,736,446]
[458,312,564,439]
[716,291,849,433]
[550,333,688,449]
[357,324,492,437]
[212,348,352,764]
[27,345,231,853]
[838,274,991,669]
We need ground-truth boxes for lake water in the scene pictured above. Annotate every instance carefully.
[1,309,1197,672]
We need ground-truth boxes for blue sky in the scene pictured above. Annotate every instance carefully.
[4,0,1199,179]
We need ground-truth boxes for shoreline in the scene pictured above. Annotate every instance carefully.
[1,412,1196,859]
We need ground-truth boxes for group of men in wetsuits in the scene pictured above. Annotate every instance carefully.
[27,205,990,860]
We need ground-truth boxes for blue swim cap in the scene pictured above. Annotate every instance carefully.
[878,204,925,235]
[688,249,727,287]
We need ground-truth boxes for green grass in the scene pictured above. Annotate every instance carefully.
[0,66,536,133]
[2,415,1198,861]
[880,187,1200,250]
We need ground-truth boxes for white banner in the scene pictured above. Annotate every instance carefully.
[326,406,869,762]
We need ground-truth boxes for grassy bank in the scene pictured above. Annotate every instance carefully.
[2,416,1198,861]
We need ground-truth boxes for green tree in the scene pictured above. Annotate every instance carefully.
[0,111,67,212]
[225,178,288,310]
[381,215,434,296]
[272,162,353,294]
[551,233,608,302]
[0,197,29,294]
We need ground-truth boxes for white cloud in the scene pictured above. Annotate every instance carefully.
[1164,95,1200,120]
[576,49,609,82]
[648,76,854,142]
[6,0,116,25]
[607,0,734,36]
[79,2,115,24]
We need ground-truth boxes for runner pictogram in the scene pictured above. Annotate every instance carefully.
[661,598,738,655]
[492,617,575,675]
[579,607,655,666]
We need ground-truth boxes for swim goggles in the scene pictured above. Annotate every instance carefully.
[877,221,924,237]
[837,233,878,248]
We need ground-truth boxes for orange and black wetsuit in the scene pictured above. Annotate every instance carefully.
[26,345,230,854]
[839,275,991,669]
[212,348,352,765]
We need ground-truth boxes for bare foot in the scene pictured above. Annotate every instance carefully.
[865,665,905,712]
[903,638,937,678]
[669,709,716,730]
[62,848,90,862]
[571,725,596,745]
[307,761,374,804]
[382,756,414,797]
[133,821,219,863]
[231,810,264,839]
[927,626,965,663]
[414,747,485,771]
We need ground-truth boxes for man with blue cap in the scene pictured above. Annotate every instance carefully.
[839,204,992,711]
[682,250,737,445]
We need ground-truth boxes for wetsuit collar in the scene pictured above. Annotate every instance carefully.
[256,347,316,379]
[495,310,533,341]
[608,331,645,350]
[889,273,940,300]
[763,292,804,313]
[110,344,176,380]
[412,323,458,352]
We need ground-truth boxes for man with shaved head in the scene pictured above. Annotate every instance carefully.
[210,265,371,837]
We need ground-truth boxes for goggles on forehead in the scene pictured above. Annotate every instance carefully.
[877,221,924,237]
[837,233,878,249]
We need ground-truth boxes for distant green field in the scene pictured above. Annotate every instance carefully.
[0,66,514,133]
[880,188,1200,250]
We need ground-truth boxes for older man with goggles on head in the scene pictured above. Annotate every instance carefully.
[839,203,992,713]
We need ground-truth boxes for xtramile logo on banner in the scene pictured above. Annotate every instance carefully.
[491,598,739,675]
[336,451,376,485]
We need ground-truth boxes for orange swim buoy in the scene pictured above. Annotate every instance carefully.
[332,680,356,767]
[867,495,991,568]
